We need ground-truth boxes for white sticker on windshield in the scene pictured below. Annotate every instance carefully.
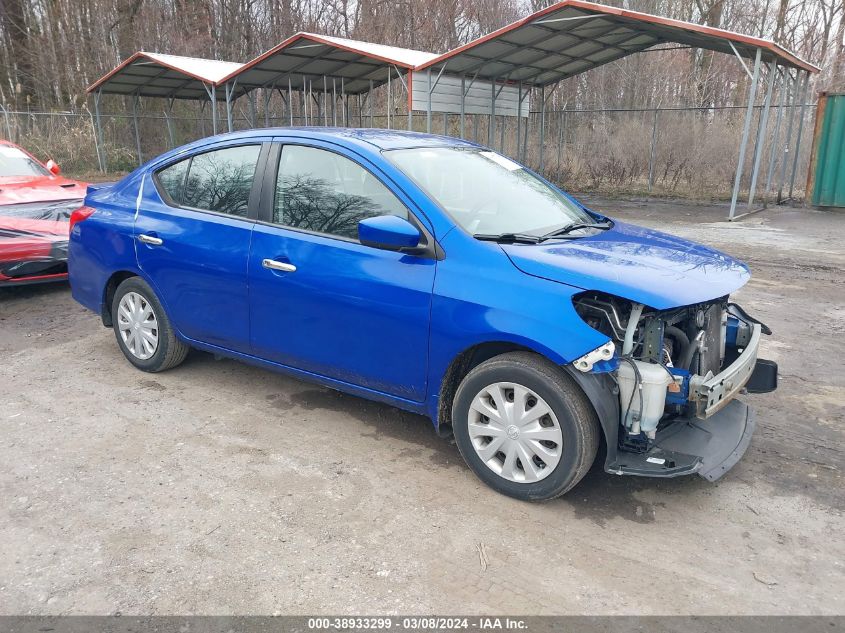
[479,151,522,172]
[0,146,28,158]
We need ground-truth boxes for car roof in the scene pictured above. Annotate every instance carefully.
[183,127,481,152]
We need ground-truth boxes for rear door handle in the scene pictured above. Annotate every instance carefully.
[262,258,296,272]
[138,234,163,246]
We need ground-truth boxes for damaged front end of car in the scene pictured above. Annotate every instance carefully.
[571,292,778,481]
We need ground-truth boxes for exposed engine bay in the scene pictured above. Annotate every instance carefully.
[573,292,777,453]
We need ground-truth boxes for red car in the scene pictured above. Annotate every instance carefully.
[0,140,87,285]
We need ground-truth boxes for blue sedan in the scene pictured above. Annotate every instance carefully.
[68,129,776,500]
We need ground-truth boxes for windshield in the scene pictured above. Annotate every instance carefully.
[0,145,49,178]
[386,147,593,237]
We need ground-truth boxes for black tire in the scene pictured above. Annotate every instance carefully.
[452,351,599,501]
[111,277,189,372]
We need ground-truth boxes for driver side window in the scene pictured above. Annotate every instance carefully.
[273,145,408,240]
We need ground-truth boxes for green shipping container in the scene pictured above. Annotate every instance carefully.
[811,93,845,207]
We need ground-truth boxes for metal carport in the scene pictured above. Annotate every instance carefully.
[413,0,820,219]
[217,32,438,132]
[87,52,246,168]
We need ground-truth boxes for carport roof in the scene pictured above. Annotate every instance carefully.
[222,32,440,94]
[415,0,819,86]
[87,52,246,99]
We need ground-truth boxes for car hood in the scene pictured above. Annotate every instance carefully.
[0,175,86,205]
[501,220,749,309]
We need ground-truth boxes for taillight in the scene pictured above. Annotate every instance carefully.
[69,206,95,232]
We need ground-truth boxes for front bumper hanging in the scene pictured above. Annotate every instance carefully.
[606,398,756,481]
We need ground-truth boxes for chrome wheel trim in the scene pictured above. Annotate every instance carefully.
[468,381,563,483]
[117,291,159,360]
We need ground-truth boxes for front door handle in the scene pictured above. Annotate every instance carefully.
[138,234,163,246]
[262,258,296,273]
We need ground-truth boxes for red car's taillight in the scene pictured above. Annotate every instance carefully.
[69,206,95,232]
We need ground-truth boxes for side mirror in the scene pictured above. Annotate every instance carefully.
[358,215,421,251]
[45,159,61,176]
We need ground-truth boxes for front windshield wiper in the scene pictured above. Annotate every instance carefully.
[541,219,613,240]
[474,232,542,244]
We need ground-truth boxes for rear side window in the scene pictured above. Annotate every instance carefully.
[156,159,189,205]
[157,144,261,217]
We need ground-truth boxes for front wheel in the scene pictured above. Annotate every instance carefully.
[111,277,189,372]
[452,352,599,501]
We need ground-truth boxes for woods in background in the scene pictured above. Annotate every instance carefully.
[0,0,841,113]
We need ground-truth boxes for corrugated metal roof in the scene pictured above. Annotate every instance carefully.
[222,32,439,94]
[416,0,819,86]
[312,34,440,68]
[87,52,245,99]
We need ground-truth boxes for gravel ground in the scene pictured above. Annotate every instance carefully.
[0,199,842,615]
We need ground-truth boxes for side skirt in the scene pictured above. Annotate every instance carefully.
[183,337,432,420]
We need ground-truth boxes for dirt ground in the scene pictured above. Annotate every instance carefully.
[1,198,843,616]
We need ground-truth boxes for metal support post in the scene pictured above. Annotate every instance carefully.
[323,76,329,126]
[729,48,762,220]
[225,81,235,132]
[93,89,106,172]
[406,72,413,131]
[264,86,272,127]
[288,76,294,125]
[788,72,811,200]
[538,86,547,174]
[489,79,496,146]
[131,93,142,165]
[164,98,176,148]
[426,69,433,133]
[342,78,348,127]
[552,104,566,184]
[777,71,803,202]
[248,91,257,128]
[211,85,218,135]
[387,67,391,130]
[764,69,789,196]
[748,60,778,207]
[332,78,337,126]
[369,80,374,127]
[516,81,522,156]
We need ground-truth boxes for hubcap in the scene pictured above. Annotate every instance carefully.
[117,291,159,360]
[468,382,563,483]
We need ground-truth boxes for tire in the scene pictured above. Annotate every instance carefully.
[111,277,189,373]
[452,351,599,501]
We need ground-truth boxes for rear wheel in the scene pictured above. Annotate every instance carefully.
[452,352,599,501]
[111,277,189,372]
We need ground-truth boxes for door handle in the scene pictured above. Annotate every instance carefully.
[138,234,163,246]
[262,258,296,272]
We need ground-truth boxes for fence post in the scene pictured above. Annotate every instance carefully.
[0,103,11,140]
[647,108,658,194]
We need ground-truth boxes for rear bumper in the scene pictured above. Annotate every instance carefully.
[606,399,755,481]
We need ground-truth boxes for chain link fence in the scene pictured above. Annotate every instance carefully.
[0,101,814,201]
